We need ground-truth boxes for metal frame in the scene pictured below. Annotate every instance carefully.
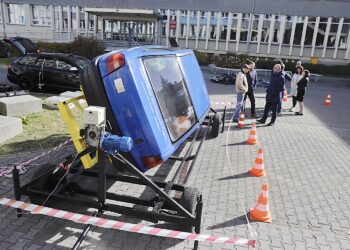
[11,114,224,249]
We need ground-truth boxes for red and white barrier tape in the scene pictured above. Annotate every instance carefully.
[0,197,256,247]
[210,101,234,106]
[0,139,71,177]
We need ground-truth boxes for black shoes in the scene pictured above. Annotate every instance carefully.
[295,112,303,116]
[256,119,266,124]
[232,118,239,122]
[266,122,274,126]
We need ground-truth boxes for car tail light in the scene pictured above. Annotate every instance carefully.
[105,53,125,74]
[141,156,164,169]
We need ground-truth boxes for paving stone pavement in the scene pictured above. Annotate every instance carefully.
[0,70,350,250]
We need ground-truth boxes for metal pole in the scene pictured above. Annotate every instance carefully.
[247,0,256,54]
[12,166,22,218]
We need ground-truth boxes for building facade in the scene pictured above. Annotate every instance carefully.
[1,0,350,64]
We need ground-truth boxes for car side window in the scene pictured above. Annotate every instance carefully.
[56,58,74,70]
[18,56,37,65]
[35,57,55,68]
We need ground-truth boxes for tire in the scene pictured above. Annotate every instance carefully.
[18,76,35,91]
[211,113,221,138]
[224,76,230,84]
[179,187,199,232]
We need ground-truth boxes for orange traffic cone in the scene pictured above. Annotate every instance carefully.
[249,148,266,177]
[250,184,272,223]
[324,94,332,106]
[237,111,245,129]
[282,90,288,102]
[246,122,258,145]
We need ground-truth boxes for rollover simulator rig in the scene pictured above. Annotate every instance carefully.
[12,46,225,249]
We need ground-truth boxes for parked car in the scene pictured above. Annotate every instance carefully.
[7,53,90,91]
[211,72,236,84]
[0,41,12,58]
[3,37,38,55]
[81,46,211,172]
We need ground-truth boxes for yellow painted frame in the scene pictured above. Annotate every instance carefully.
[58,95,98,169]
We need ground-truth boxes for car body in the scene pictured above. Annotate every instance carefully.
[7,53,90,91]
[81,46,210,172]
[211,72,236,84]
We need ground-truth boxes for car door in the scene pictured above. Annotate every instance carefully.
[35,56,56,88]
[53,57,81,89]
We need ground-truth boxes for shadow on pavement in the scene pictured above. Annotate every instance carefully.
[207,214,248,229]
[217,171,250,181]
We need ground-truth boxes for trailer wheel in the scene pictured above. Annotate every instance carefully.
[211,114,221,138]
[179,187,198,232]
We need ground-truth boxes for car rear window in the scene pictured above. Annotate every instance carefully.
[143,56,196,142]
[17,55,37,65]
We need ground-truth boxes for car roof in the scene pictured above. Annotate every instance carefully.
[25,52,86,59]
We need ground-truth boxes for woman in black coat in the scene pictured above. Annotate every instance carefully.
[295,69,310,116]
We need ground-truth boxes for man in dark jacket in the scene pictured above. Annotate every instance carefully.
[257,64,285,126]
[243,61,257,117]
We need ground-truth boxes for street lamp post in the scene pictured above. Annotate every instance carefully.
[247,0,256,54]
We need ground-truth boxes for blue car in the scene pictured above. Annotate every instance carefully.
[81,46,211,172]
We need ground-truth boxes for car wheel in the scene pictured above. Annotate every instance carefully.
[18,76,35,91]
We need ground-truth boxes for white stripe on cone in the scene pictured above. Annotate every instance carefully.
[255,203,269,211]
[0,198,255,247]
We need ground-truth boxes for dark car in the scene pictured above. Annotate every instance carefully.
[7,53,90,91]
[0,41,12,58]
[211,72,236,84]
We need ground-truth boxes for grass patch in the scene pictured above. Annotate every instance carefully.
[0,92,85,155]
[0,57,12,66]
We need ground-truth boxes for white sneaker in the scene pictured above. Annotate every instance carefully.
[290,108,295,112]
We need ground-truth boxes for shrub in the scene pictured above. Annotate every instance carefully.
[193,50,209,65]
[37,41,71,53]
[210,52,250,68]
[70,36,105,59]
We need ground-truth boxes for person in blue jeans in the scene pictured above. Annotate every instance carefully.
[232,64,249,122]
[257,64,285,126]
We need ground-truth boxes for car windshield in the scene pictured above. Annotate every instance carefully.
[143,56,196,142]
[74,56,90,69]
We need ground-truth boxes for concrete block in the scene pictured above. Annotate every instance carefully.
[0,115,23,143]
[59,91,82,98]
[44,96,69,109]
[0,95,42,116]
[44,95,86,110]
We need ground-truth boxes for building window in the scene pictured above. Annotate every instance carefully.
[304,17,316,46]
[293,16,305,45]
[240,14,251,42]
[6,4,25,24]
[31,5,52,26]
[339,21,350,49]
[283,16,293,45]
[229,13,239,41]
[250,15,259,42]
